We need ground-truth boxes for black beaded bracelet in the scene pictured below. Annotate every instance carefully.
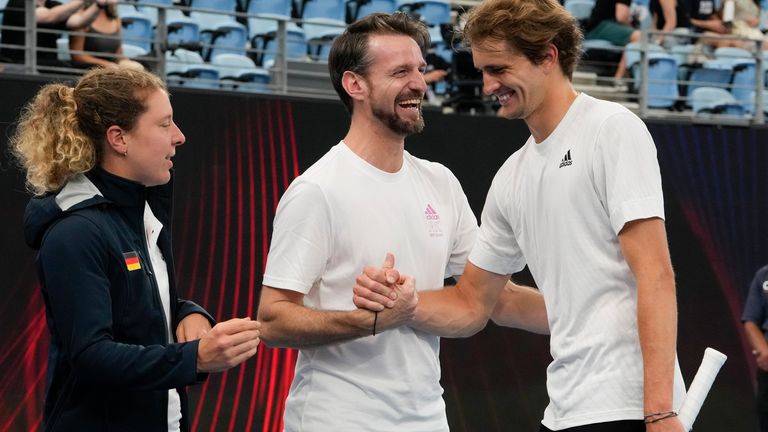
[372,311,378,336]
[643,411,678,424]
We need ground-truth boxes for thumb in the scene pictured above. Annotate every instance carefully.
[382,252,395,269]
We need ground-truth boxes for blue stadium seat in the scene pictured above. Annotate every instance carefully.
[166,48,220,89]
[691,86,745,116]
[631,52,678,108]
[713,47,756,111]
[713,46,753,62]
[301,0,347,21]
[623,41,665,71]
[121,11,153,53]
[206,21,248,60]
[349,0,398,21]
[213,52,270,91]
[397,0,451,25]
[303,17,345,61]
[253,24,308,67]
[686,59,734,105]
[247,0,292,17]
[122,43,148,58]
[564,0,595,20]
[136,0,174,27]
[428,24,451,64]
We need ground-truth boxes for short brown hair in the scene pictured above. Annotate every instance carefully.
[328,12,430,113]
[11,67,166,195]
[461,0,583,80]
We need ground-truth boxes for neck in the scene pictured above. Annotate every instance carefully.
[526,79,578,144]
[343,111,406,173]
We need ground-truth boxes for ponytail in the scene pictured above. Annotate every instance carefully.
[11,83,96,195]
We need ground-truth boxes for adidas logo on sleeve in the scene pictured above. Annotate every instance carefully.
[559,150,573,168]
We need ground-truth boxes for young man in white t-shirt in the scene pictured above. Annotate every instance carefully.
[257,12,545,432]
[355,0,686,431]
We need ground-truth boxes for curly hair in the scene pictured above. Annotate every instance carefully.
[461,0,584,80]
[11,67,166,195]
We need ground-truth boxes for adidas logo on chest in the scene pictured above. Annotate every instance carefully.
[559,149,573,168]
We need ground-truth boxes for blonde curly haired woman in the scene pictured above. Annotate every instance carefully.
[12,67,260,431]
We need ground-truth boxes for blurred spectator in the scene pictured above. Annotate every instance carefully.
[69,0,143,69]
[689,0,742,48]
[743,265,768,432]
[0,0,101,66]
[650,0,682,46]
[724,0,768,48]
[584,0,640,79]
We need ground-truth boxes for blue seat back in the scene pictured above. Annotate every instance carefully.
[302,0,347,21]
[647,55,679,108]
[691,86,744,116]
[121,13,153,53]
[353,0,398,20]
[398,0,450,25]
[564,0,595,20]
[248,0,292,16]
[260,27,308,66]
[686,59,734,100]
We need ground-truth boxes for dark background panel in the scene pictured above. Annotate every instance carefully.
[0,75,762,431]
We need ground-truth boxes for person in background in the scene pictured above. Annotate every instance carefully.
[69,0,143,69]
[11,67,261,431]
[584,0,641,79]
[742,265,768,432]
[650,0,681,47]
[0,0,101,67]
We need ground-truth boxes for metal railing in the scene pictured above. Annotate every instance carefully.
[2,2,768,124]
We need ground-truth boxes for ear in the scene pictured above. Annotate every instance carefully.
[542,43,560,74]
[104,125,128,155]
[342,70,367,104]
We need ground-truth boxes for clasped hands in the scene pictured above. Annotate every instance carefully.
[353,253,419,331]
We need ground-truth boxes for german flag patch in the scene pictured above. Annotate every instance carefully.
[123,251,141,271]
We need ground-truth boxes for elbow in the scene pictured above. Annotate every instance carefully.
[255,311,293,348]
[256,323,285,348]
[453,310,490,338]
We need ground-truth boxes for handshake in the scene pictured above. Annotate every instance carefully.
[353,253,420,333]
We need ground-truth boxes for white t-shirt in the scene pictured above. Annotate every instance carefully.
[263,142,478,432]
[469,94,686,430]
[143,203,182,432]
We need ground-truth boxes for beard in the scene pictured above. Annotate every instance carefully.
[371,103,425,136]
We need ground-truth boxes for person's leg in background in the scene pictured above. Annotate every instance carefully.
[756,368,768,432]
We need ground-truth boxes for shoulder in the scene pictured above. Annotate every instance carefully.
[578,95,650,142]
[582,94,641,125]
[405,152,456,180]
[40,209,111,261]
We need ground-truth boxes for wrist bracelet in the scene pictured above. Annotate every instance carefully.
[643,411,677,424]
[372,311,378,336]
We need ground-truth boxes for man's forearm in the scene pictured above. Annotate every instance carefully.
[637,273,678,414]
[411,286,493,337]
[259,302,376,348]
[491,282,549,334]
[745,321,768,353]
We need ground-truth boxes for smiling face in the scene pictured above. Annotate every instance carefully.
[472,39,549,121]
[362,34,427,137]
[120,89,185,186]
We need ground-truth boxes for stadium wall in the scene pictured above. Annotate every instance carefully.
[0,76,764,431]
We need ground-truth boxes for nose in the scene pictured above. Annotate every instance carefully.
[482,73,499,96]
[173,122,186,146]
[412,70,427,94]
